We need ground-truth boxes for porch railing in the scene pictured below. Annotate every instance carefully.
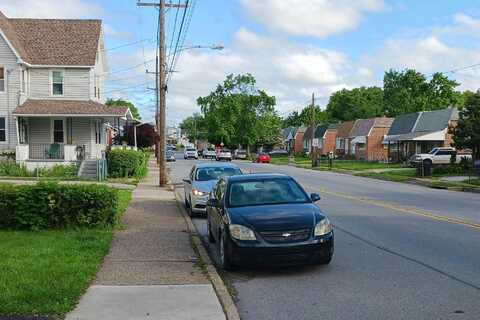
[29,143,65,160]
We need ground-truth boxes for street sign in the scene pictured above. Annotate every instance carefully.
[312,138,319,147]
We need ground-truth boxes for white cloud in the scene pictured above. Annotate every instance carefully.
[240,0,385,38]
[1,0,103,19]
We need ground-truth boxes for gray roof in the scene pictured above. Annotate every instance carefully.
[413,108,457,133]
[314,124,329,139]
[387,112,420,136]
[349,119,375,137]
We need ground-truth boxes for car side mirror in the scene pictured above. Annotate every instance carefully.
[310,193,321,202]
[183,178,191,184]
[207,198,219,207]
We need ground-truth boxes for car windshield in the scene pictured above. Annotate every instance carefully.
[237,150,246,154]
[186,148,196,152]
[221,149,230,153]
[228,179,310,207]
[195,167,242,181]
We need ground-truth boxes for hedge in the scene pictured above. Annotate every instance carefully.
[0,183,119,230]
[107,149,148,178]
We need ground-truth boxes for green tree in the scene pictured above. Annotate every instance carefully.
[282,110,303,128]
[450,91,480,160]
[106,98,141,120]
[383,69,460,116]
[283,105,330,128]
[326,86,384,121]
[197,73,280,152]
[179,113,207,142]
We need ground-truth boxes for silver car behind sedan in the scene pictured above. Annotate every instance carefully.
[183,162,242,216]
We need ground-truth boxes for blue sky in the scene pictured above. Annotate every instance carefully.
[3,0,480,125]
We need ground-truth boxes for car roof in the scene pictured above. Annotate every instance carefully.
[195,162,240,169]
[226,173,290,182]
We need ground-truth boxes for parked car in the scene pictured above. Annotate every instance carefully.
[234,149,248,160]
[166,149,176,162]
[409,147,472,166]
[206,173,334,269]
[184,147,198,159]
[254,153,271,163]
[216,149,232,161]
[183,163,242,216]
[269,149,289,157]
[203,148,217,159]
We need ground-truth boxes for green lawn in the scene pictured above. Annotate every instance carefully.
[355,169,417,182]
[0,189,131,317]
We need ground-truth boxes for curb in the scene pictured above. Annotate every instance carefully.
[173,186,241,320]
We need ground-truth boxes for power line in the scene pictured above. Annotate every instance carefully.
[167,0,189,84]
[426,62,480,78]
[167,0,181,68]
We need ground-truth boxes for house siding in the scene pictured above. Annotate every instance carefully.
[321,130,337,155]
[366,127,389,161]
[28,117,51,143]
[294,132,305,154]
[29,68,91,100]
[0,33,20,150]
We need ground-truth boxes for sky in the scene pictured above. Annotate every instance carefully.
[2,0,480,125]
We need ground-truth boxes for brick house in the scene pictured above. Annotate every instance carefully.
[318,124,338,156]
[335,121,355,157]
[384,108,458,162]
[349,117,394,161]
[293,126,306,154]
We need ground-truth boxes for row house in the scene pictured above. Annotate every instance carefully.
[335,121,355,156]
[0,11,133,172]
[384,108,458,162]
[348,117,394,161]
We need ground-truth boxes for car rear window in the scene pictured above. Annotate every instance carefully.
[228,179,309,207]
[196,167,242,181]
[186,148,196,151]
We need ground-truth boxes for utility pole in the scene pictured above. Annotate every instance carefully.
[138,0,187,186]
[310,92,316,168]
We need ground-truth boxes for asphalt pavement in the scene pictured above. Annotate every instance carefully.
[169,154,480,320]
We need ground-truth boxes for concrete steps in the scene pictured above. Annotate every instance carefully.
[78,160,98,179]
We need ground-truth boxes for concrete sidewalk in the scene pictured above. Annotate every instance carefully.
[66,161,225,320]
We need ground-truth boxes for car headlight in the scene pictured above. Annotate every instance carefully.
[229,224,257,241]
[314,218,332,236]
[192,189,205,196]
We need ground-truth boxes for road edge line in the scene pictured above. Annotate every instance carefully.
[172,185,241,320]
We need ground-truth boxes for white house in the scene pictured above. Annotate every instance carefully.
[0,11,133,172]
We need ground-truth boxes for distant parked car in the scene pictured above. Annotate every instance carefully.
[216,149,232,161]
[234,149,248,160]
[183,162,242,216]
[206,173,333,269]
[409,147,472,166]
[254,153,271,163]
[166,150,176,162]
[203,148,216,159]
[184,147,198,160]
[269,149,289,157]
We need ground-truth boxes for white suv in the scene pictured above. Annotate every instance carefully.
[216,149,232,161]
[184,147,198,160]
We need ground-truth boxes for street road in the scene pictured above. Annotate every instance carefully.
[168,155,480,320]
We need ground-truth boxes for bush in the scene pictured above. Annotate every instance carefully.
[35,164,79,177]
[107,149,148,178]
[0,183,119,230]
[0,161,30,176]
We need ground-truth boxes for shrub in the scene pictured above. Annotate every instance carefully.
[0,161,30,177]
[35,164,79,177]
[107,149,148,178]
[0,183,119,230]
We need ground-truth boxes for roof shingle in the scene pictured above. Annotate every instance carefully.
[13,99,129,117]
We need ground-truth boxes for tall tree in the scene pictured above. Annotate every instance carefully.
[450,91,480,160]
[106,98,141,120]
[283,105,330,128]
[326,86,384,121]
[179,113,207,142]
[383,69,460,116]
[197,73,280,152]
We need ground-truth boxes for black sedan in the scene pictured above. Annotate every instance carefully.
[206,173,334,269]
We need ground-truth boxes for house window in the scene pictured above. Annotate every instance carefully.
[52,71,64,95]
[20,70,26,93]
[53,119,65,143]
[95,121,103,144]
[0,67,4,92]
[0,117,6,142]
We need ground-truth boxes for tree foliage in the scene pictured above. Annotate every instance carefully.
[179,113,208,142]
[282,105,330,128]
[383,69,460,116]
[106,98,141,120]
[326,86,384,121]
[451,91,480,160]
[197,74,280,150]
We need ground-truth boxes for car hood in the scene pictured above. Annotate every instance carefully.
[192,180,218,193]
[228,203,323,231]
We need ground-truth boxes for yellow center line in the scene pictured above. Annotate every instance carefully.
[315,188,480,231]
